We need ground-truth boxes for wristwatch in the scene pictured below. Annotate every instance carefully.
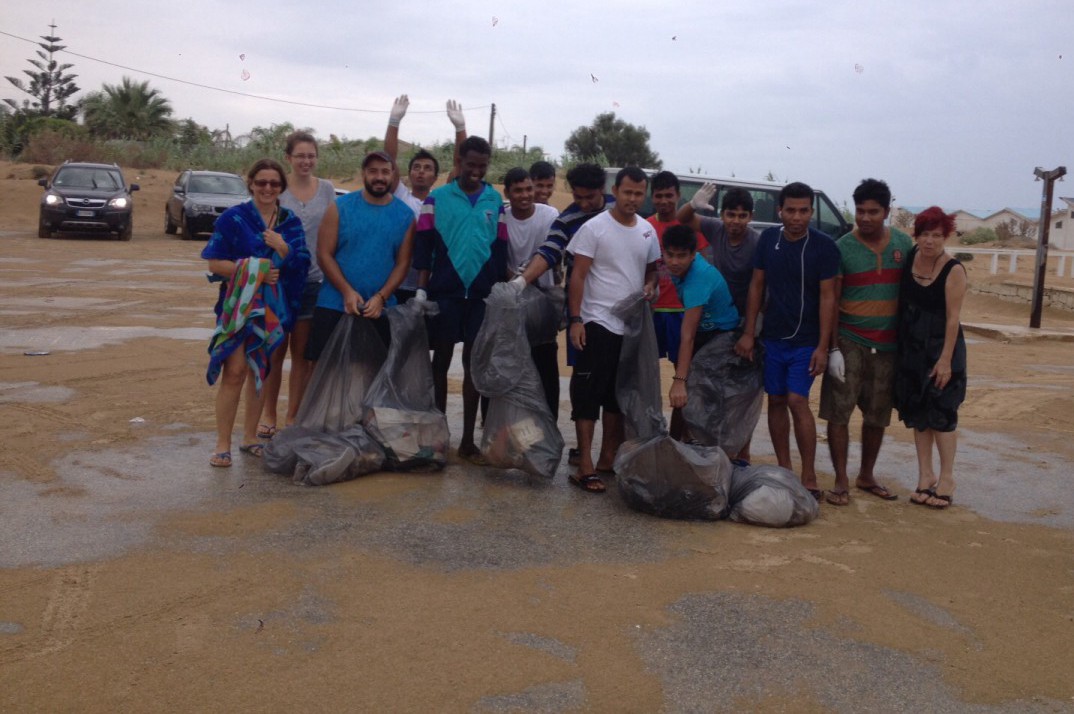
[569,316,583,325]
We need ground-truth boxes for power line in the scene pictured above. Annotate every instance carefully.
[0,29,489,115]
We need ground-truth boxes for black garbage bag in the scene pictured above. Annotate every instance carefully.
[612,293,666,441]
[683,331,764,457]
[614,436,733,520]
[294,314,387,432]
[472,283,564,478]
[611,294,731,519]
[728,463,819,527]
[290,425,386,487]
[362,299,450,471]
[519,284,565,346]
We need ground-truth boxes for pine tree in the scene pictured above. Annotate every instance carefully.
[4,22,80,119]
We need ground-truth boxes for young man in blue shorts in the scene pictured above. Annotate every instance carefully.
[734,182,839,498]
[660,224,739,414]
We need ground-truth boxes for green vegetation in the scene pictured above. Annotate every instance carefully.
[0,26,560,180]
[565,112,661,169]
[960,227,997,245]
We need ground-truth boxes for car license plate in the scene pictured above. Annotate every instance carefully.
[76,210,95,217]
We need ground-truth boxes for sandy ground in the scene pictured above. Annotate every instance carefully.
[2,163,1074,712]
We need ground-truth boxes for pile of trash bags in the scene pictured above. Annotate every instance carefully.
[611,294,733,520]
[471,283,563,478]
[264,299,449,486]
[682,332,764,458]
[610,294,816,527]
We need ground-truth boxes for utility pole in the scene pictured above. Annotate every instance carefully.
[522,134,527,157]
[488,103,496,146]
[1030,166,1066,328]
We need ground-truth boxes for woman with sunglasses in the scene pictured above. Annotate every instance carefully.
[257,132,338,438]
[201,158,309,467]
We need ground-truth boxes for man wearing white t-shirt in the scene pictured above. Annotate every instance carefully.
[503,167,562,416]
[565,166,659,493]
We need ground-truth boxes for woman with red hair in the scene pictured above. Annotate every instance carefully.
[893,206,967,509]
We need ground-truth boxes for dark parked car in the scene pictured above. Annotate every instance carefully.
[38,162,139,241]
[165,170,249,239]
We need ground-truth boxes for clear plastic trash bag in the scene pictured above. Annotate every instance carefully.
[362,299,450,471]
[294,314,387,432]
[519,284,565,346]
[611,293,731,519]
[472,282,564,478]
[614,435,733,520]
[683,331,764,458]
[728,463,819,527]
[290,425,386,487]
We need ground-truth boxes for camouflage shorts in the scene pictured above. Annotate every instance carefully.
[819,337,896,427]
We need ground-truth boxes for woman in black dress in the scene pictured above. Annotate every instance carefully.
[893,207,967,509]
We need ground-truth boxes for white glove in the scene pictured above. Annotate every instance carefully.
[446,99,466,132]
[690,182,717,212]
[414,288,427,303]
[508,275,526,294]
[827,348,846,383]
[388,94,409,127]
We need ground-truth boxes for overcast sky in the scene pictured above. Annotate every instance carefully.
[3,0,1072,214]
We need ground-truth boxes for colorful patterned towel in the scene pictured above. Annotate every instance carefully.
[206,257,287,392]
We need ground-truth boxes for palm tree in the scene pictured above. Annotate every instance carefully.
[82,77,174,140]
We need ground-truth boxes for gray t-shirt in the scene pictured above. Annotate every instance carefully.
[698,217,760,317]
[280,178,336,283]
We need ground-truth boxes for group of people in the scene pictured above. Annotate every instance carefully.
[201,98,968,512]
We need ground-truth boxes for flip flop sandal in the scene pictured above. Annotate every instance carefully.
[567,448,582,466]
[910,487,936,506]
[256,424,277,439]
[926,493,953,510]
[808,488,824,502]
[210,451,232,468]
[569,473,606,494]
[239,443,264,458]
[825,489,850,506]
[857,483,898,501]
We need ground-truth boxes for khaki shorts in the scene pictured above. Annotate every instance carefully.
[819,337,896,427]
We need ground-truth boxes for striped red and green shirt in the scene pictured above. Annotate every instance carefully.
[836,228,913,351]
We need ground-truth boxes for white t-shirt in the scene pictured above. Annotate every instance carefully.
[505,203,559,289]
[567,210,660,335]
[393,183,425,290]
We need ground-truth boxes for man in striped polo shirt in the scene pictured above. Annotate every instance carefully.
[819,179,912,506]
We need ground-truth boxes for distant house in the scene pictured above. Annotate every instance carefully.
[891,206,1035,239]
[1046,198,1074,251]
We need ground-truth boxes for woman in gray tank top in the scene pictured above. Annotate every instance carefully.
[257,131,337,437]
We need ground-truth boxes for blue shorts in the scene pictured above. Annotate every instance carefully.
[763,340,816,397]
[427,296,486,346]
[652,310,683,365]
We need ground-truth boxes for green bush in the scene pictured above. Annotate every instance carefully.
[960,227,997,245]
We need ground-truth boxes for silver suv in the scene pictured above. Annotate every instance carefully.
[604,169,850,237]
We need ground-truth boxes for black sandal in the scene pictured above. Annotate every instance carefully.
[910,486,937,506]
[926,493,953,510]
[569,473,606,494]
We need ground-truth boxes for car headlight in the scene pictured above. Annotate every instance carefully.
[108,196,130,209]
[44,193,62,205]
[188,203,213,213]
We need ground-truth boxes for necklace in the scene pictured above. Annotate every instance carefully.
[912,250,943,282]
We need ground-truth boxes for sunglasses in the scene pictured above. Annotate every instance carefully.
[252,179,282,188]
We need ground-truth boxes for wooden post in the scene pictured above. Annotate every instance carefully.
[1031,166,1067,328]
[488,103,496,147]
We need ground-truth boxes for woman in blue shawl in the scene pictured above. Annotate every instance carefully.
[201,158,309,467]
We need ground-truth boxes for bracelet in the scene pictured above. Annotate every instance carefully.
[672,376,687,382]
[569,316,583,325]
